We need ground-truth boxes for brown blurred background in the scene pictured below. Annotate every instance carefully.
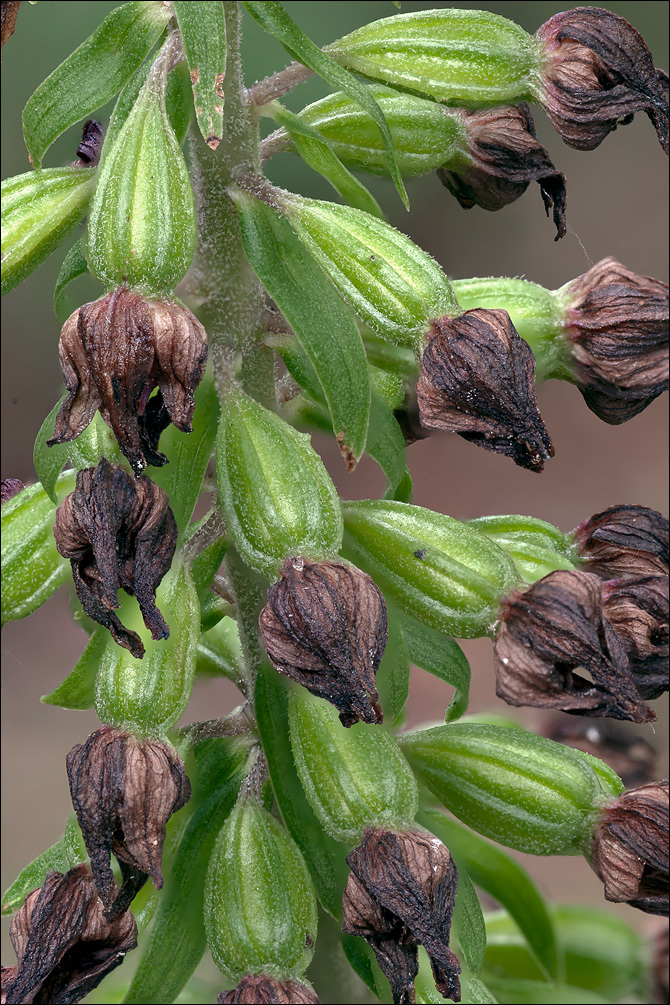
[2,0,668,975]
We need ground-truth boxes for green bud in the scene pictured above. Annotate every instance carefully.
[401,722,603,856]
[204,799,318,981]
[289,689,417,843]
[467,514,577,584]
[216,390,343,576]
[327,9,540,108]
[1,167,95,297]
[87,41,196,294]
[282,196,458,348]
[342,500,519,638]
[1,476,73,625]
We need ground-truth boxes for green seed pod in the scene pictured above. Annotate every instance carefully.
[87,41,196,294]
[204,799,318,982]
[288,689,418,844]
[282,196,458,348]
[402,722,602,856]
[216,390,343,576]
[467,514,576,584]
[342,500,519,638]
[327,9,540,108]
[1,167,95,297]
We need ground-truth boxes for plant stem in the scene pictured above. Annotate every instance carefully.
[248,61,315,107]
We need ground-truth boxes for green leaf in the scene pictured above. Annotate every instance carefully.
[53,239,91,322]
[33,396,69,504]
[196,617,243,679]
[376,607,410,723]
[420,811,558,981]
[255,664,349,919]
[341,933,389,999]
[41,628,108,710]
[367,388,412,502]
[243,0,408,208]
[1,167,95,297]
[173,1,226,149]
[399,614,470,722]
[234,190,370,466]
[2,817,86,916]
[166,59,196,146]
[484,979,608,1004]
[22,0,170,167]
[453,869,486,976]
[459,968,499,1005]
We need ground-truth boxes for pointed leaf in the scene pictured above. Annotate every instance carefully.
[41,628,108,710]
[484,979,608,1004]
[33,396,69,503]
[376,607,410,723]
[453,869,487,976]
[173,1,226,149]
[399,614,470,722]
[367,388,412,501]
[53,239,92,322]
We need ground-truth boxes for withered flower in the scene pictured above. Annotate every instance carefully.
[437,103,567,239]
[342,828,461,1004]
[602,577,669,699]
[536,7,669,152]
[218,976,320,1004]
[590,780,669,916]
[417,308,554,472]
[3,865,137,1004]
[259,558,387,727]
[573,504,669,580]
[48,288,208,475]
[74,120,105,168]
[560,258,669,424]
[1,478,23,503]
[494,570,654,723]
[0,2,20,52]
[66,725,191,919]
[53,459,177,659]
[545,717,657,789]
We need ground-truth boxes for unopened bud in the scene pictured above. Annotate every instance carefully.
[468,513,576,583]
[602,577,669,699]
[218,976,320,1004]
[572,505,669,580]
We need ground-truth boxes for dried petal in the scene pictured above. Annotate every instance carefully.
[437,104,566,239]
[218,976,320,1004]
[545,717,657,789]
[0,1,20,51]
[74,120,105,168]
[53,459,177,658]
[590,780,669,916]
[494,570,654,723]
[417,309,554,472]
[342,828,461,1004]
[260,558,387,727]
[1,479,24,503]
[66,726,191,918]
[602,577,669,699]
[4,865,136,1004]
[573,504,669,579]
[48,288,207,475]
[536,8,669,152]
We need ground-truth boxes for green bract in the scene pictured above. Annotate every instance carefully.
[327,8,541,108]
[283,196,458,347]
[343,500,519,638]
[173,1,226,149]
[216,390,343,576]
[204,799,318,981]
[288,689,418,844]
[467,514,577,583]
[1,168,95,297]
[402,723,603,856]
[87,41,196,294]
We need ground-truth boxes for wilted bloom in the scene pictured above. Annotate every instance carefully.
[417,308,554,472]
[536,7,669,152]
[560,258,669,424]
[437,103,567,239]
[74,120,105,168]
[66,725,191,919]
[0,2,20,52]
[573,504,669,579]
[2,865,137,1004]
[218,976,320,1004]
[602,577,669,699]
[494,570,654,723]
[1,478,23,503]
[590,780,669,916]
[545,717,657,789]
[342,828,461,1004]
[259,558,387,727]
[53,459,177,658]
[48,288,208,475]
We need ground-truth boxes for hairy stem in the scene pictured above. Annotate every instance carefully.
[248,61,315,107]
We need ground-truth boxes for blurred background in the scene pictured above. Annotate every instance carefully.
[2,0,668,974]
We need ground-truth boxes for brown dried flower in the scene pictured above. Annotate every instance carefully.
[573,504,669,580]
[437,103,567,239]
[417,308,554,472]
[259,558,387,727]
[66,725,191,919]
[0,2,20,52]
[218,976,320,1004]
[545,717,657,789]
[342,828,461,1004]
[561,258,669,424]
[602,577,669,699]
[3,865,137,1004]
[590,780,669,916]
[53,459,177,659]
[48,288,208,475]
[494,570,654,723]
[536,7,669,152]
[1,478,23,504]
[74,120,105,168]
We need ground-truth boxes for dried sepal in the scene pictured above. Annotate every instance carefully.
[573,504,669,580]
[218,976,320,1004]
[260,558,387,727]
[602,577,669,700]
[66,725,191,919]
[53,459,177,658]
[3,865,137,1004]
[417,308,554,472]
